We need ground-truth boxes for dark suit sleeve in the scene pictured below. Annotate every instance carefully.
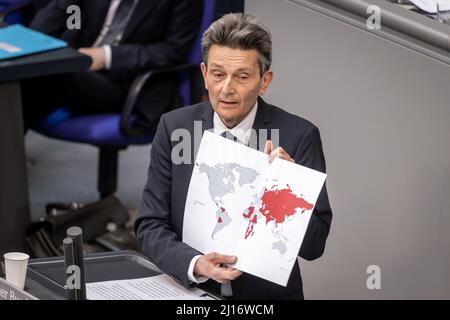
[135,115,201,288]
[29,0,80,37]
[295,125,333,261]
[109,0,203,80]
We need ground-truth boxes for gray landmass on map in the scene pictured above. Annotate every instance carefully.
[198,163,237,200]
[272,240,287,255]
[211,207,233,239]
[234,165,259,187]
[197,162,260,238]
[198,162,258,201]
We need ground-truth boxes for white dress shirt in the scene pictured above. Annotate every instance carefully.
[213,100,258,145]
[187,101,259,283]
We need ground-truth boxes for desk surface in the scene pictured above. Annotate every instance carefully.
[0,47,91,82]
[24,251,220,300]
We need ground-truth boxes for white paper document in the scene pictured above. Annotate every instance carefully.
[409,0,450,13]
[86,274,216,300]
[183,131,327,286]
[0,42,22,53]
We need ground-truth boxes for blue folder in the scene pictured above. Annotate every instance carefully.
[0,24,68,60]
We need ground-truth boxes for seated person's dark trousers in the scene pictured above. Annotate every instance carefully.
[21,71,127,132]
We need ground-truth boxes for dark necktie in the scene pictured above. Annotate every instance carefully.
[221,131,238,142]
[100,0,135,46]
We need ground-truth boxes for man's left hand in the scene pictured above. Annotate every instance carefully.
[264,140,295,163]
[78,47,106,71]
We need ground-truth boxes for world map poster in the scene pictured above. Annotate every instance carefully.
[183,131,327,286]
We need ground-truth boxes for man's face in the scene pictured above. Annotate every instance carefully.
[201,45,273,128]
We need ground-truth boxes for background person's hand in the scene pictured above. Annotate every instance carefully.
[194,252,242,284]
[78,47,106,71]
[264,140,295,163]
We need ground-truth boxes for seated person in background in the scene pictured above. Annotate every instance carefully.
[135,13,333,300]
[21,0,203,132]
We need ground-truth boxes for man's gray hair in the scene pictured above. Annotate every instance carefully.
[201,13,272,77]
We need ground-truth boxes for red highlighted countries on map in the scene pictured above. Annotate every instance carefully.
[243,185,313,239]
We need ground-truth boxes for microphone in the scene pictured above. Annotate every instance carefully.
[221,281,233,298]
[63,237,77,300]
[66,226,87,300]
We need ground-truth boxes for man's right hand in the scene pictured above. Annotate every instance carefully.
[194,252,243,284]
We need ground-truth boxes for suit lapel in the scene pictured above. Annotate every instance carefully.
[90,0,112,38]
[200,102,214,133]
[253,96,271,128]
[251,96,272,151]
[122,0,159,40]
[187,102,213,163]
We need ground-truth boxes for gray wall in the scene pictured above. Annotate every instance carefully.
[245,0,450,299]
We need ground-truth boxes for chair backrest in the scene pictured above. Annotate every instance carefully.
[178,0,215,106]
[0,0,27,24]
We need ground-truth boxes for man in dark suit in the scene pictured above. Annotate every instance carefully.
[135,13,332,299]
[21,0,203,132]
